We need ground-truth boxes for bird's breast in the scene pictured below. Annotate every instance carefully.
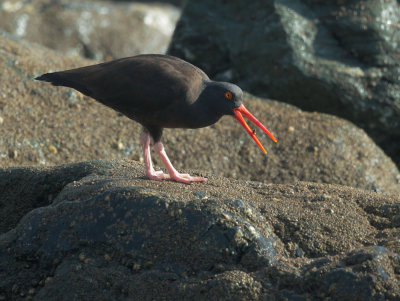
[137,101,223,130]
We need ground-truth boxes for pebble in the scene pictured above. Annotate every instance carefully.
[79,253,86,262]
[0,116,3,125]
[8,148,18,159]
[232,199,245,208]
[12,284,19,294]
[214,264,225,272]
[193,191,205,199]
[114,141,124,150]
[222,212,232,221]
[48,145,58,154]
[295,247,305,257]
[306,145,319,153]
[132,263,141,271]
[288,125,295,132]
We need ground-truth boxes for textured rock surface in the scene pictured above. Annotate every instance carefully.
[1,161,399,300]
[168,0,400,167]
[1,32,399,193]
[0,0,180,60]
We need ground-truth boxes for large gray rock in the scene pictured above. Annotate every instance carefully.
[0,0,180,60]
[1,161,399,300]
[168,0,400,167]
[111,0,184,6]
[1,32,399,193]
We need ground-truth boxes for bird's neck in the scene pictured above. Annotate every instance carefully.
[186,99,224,128]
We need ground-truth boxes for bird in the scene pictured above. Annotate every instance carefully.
[35,54,277,184]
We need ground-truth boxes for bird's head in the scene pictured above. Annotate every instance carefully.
[203,81,277,154]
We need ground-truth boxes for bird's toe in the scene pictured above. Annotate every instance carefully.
[170,173,207,184]
[147,168,206,184]
[154,170,170,178]
[188,176,208,183]
[146,170,170,181]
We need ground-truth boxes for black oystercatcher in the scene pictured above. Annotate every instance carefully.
[36,54,277,184]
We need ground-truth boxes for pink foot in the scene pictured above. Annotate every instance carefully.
[147,169,206,184]
[140,130,207,184]
[146,169,171,181]
[169,172,207,184]
[148,171,206,184]
[153,141,207,184]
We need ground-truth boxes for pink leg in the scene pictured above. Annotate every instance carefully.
[153,141,207,184]
[140,131,170,181]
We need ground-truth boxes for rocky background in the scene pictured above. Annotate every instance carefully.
[0,0,399,300]
[169,0,400,169]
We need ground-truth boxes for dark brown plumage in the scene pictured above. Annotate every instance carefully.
[36,54,276,184]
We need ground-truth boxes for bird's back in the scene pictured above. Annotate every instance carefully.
[36,54,210,123]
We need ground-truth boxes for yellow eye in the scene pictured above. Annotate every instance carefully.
[224,91,233,100]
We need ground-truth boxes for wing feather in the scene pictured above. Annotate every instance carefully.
[36,55,209,120]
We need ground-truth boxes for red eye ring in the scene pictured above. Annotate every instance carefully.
[224,91,233,100]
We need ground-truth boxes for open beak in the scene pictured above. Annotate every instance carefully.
[233,105,277,154]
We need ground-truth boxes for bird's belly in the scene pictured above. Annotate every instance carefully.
[160,110,223,129]
[111,99,224,130]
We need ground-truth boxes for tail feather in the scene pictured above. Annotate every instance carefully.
[35,73,62,85]
[35,72,92,96]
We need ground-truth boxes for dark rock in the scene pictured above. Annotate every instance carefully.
[295,247,304,258]
[0,160,115,233]
[168,0,400,167]
[1,32,399,194]
[112,0,185,6]
[308,246,400,300]
[1,161,400,300]
[0,0,180,60]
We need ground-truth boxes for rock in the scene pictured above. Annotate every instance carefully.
[0,0,180,60]
[0,32,399,193]
[168,0,400,168]
[1,161,399,300]
[0,160,115,233]
[110,0,185,6]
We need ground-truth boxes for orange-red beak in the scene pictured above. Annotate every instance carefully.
[233,105,277,154]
